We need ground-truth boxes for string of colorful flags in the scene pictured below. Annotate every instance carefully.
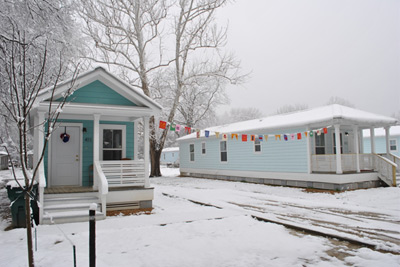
[159,120,331,142]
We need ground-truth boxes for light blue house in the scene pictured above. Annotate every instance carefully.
[363,126,400,157]
[30,67,162,224]
[161,147,180,167]
[178,105,399,190]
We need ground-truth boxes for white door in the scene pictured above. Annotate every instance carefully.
[50,126,81,186]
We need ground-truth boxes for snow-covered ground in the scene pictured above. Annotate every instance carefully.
[0,167,399,267]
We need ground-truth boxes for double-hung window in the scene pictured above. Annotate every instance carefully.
[100,124,126,160]
[390,139,398,152]
[190,144,195,161]
[254,139,261,153]
[220,141,227,162]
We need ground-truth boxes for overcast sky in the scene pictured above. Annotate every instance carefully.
[216,0,399,117]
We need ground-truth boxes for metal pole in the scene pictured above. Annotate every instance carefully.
[73,245,76,267]
[89,204,97,267]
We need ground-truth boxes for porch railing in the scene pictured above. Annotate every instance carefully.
[94,161,109,214]
[311,153,397,186]
[98,160,146,187]
[374,154,397,187]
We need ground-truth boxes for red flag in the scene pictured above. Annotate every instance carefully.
[297,133,302,140]
[159,120,167,129]
[185,127,191,134]
[242,134,248,142]
[323,127,328,134]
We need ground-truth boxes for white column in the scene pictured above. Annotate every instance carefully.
[353,126,360,173]
[133,119,139,160]
[334,124,343,174]
[93,114,100,189]
[370,128,376,154]
[306,127,312,174]
[385,126,391,157]
[143,117,150,188]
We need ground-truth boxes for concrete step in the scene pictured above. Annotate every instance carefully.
[44,202,102,213]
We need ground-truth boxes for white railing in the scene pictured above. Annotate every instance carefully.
[374,154,397,187]
[98,160,146,187]
[311,154,375,173]
[389,153,400,173]
[94,161,109,214]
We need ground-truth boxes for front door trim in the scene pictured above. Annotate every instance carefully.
[48,122,83,187]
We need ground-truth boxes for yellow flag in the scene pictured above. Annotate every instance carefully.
[275,134,281,141]
[231,133,238,140]
[215,132,220,138]
[264,135,269,141]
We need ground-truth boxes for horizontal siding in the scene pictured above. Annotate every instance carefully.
[180,128,308,174]
[61,80,137,106]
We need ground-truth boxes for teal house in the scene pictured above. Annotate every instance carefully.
[31,67,162,224]
[178,105,399,191]
[161,147,180,167]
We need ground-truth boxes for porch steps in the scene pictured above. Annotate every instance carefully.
[42,192,105,224]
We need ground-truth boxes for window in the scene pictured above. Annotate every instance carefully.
[220,141,227,162]
[315,134,325,154]
[254,139,261,152]
[190,144,195,161]
[390,139,397,151]
[202,142,206,154]
[100,125,126,160]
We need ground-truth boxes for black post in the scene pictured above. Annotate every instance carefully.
[89,205,96,267]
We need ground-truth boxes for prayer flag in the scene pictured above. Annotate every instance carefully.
[222,133,228,140]
[170,123,175,131]
[185,127,191,134]
[297,133,302,140]
[196,130,200,138]
[317,130,321,136]
[291,134,295,140]
[231,133,238,140]
[275,135,281,141]
[159,120,167,129]
[242,134,248,142]
[264,135,269,141]
[215,132,220,138]
[284,134,288,141]
[259,135,263,141]
[310,131,314,137]
[251,135,256,141]
[323,127,328,134]
[175,124,181,132]
[305,132,308,138]
[205,130,210,138]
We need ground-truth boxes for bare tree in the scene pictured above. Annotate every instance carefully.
[276,103,309,115]
[326,96,355,108]
[0,1,82,266]
[215,107,264,125]
[80,0,245,176]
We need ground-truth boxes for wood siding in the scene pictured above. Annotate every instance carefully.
[180,128,309,174]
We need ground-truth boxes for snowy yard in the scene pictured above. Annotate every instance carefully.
[0,167,400,267]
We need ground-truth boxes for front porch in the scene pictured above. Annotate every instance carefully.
[41,160,154,224]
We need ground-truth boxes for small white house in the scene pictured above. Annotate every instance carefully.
[161,147,180,167]
[178,105,399,190]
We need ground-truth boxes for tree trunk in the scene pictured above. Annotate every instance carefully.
[150,140,162,177]
[25,191,34,267]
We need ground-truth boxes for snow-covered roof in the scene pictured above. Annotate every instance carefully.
[363,125,400,137]
[178,104,398,141]
[162,147,179,152]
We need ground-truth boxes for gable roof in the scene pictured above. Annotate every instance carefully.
[179,104,398,141]
[36,67,162,112]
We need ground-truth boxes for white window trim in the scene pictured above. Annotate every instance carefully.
[254,138,262,154]
[99,124,126,160]
[201,142,206,155]
[189,143,195,162]
[389,139,398,152]
[220,140,228,163]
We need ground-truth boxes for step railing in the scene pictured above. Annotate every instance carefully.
[98,160,146,187]
[374,154,397,187]
[93,161,108,214]
[389,153,400,173]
